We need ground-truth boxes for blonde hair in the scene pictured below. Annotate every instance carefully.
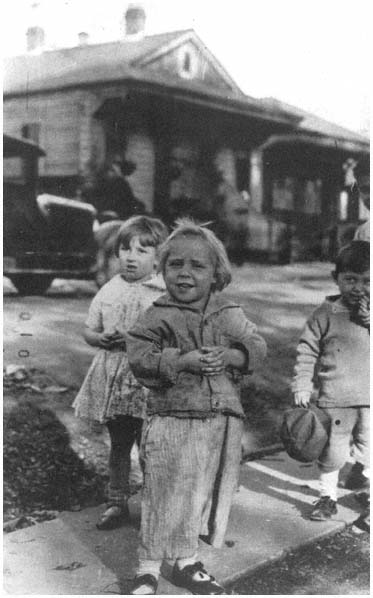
[158,218,232,291]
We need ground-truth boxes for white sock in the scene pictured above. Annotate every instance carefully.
[136,559,161,578]
[176,554,198,570]
[319,469,339,502]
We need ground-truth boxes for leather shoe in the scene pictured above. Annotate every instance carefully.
[96,504,130,530]
[172,561,226,594]
[130,574,158,595]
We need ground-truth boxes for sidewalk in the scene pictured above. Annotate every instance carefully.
[4,452,362,595]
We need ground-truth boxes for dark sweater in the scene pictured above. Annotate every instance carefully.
[127,293,267,418]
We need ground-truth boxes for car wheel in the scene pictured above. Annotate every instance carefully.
[10,275,54,296]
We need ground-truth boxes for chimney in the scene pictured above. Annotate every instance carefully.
[26,25,45,52]
[78,32,89,46]
[22,123,40,144]
[123,3,146,39]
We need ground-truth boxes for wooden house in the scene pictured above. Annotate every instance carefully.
[3,5,369,260]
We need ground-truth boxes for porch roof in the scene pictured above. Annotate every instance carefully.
[260,133,369,156]
[260,98,369,148]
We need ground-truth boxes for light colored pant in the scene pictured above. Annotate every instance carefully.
[318,407,370,472]
[139,414,243,560]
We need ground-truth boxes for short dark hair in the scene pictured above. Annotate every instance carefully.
[158,218,232,291]
[335,240,370,275]
[114,216,168,256]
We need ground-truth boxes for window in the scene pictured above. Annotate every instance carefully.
[272,177,295,210]
[183,52,191,73]
[301,179,322,214]
[179,47,197,79]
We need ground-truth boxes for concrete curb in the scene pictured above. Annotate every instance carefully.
[3,518,120,595]
[4,453,364,595]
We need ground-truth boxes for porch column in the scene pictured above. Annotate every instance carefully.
[78,92,105,186]
[250,148,264,212]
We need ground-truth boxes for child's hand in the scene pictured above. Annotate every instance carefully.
[293,391,312,407]
[98,332,118,349]
[200,346,247,374]
[106,331,127,348]
[200,346,225,375]
[357,295,370,328]
[177,350,205,374]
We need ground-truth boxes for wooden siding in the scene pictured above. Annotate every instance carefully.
[144,40,233,91]
[3,88,119,183]
[3,156,24,182]
[3,91,82,176]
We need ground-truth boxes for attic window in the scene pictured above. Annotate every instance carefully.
[179,48,196,79]
[183,52,191,73]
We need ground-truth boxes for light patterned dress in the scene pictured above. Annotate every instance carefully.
[73,274,165,423]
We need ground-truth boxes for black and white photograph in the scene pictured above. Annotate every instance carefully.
[3,0,370,594]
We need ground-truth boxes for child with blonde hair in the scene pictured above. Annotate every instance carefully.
[127,219,266,594]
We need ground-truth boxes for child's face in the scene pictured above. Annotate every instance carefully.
[118,235,157,282]
[334,269,370,306]
[164,236,216,310]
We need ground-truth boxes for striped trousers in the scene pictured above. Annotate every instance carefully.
[139,414,243,560]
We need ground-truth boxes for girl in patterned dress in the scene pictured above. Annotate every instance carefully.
[73,216,168,530]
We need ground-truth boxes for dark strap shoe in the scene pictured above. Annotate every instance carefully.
[172,561,226,594]
[309,496,337,521]
[96,504,130,530]
[343,463,370,491]
[130,574,158,595]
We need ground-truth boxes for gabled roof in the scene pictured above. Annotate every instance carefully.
[132,29,245,96]
[4,29,192,95]
[3,29,300,127]
[3,29,245,98]
[261,97,369,146]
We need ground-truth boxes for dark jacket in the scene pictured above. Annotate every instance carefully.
[127,293,267,418]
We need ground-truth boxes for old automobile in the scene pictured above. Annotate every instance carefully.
[3,133,97,294]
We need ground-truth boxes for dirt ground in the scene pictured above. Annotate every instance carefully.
[231,526,370,595]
